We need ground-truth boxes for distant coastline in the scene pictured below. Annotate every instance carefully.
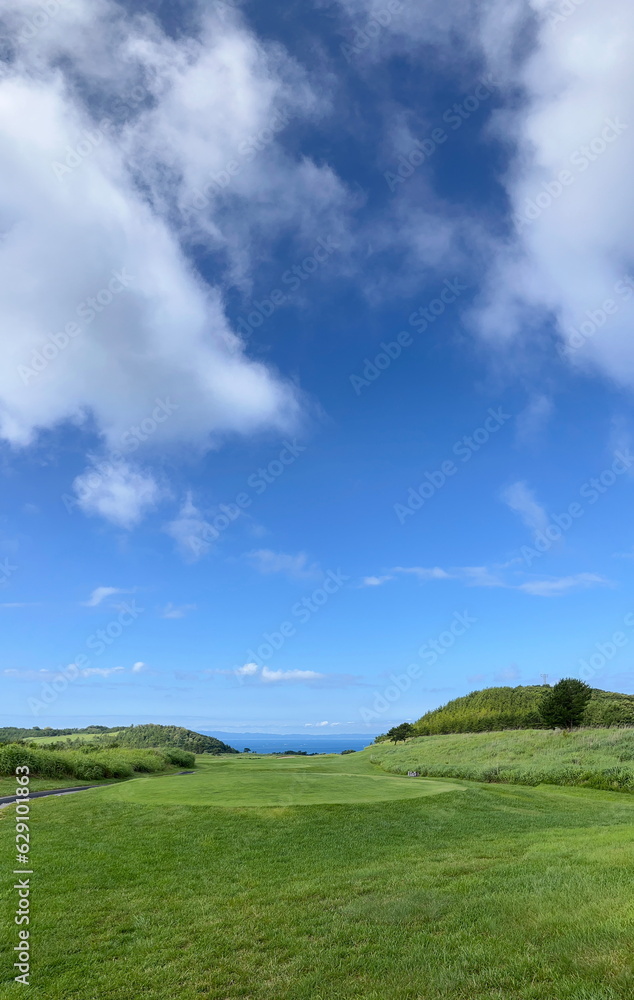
[202,732,377,754]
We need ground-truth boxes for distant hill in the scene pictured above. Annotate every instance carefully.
[2,723,237,754]
[0,724,117,743]
[409,685,634,736]
[103,724,238,754]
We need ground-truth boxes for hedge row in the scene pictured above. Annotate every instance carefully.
[0,744,195,781]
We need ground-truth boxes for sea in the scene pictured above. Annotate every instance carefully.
[202,732,377,754]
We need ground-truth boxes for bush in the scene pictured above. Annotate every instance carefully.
[161,748,196,768]
[0,743,192,781]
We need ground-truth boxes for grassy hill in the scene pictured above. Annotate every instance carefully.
[410,684,634,735]
[370,727,634,792]
[5,723,237,755]
[101,724,237,755]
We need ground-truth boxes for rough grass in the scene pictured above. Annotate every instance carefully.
[370,727,634,791]
[0,751,633,998]
[0,744,196,782]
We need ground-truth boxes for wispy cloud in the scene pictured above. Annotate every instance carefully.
[245,550,321,581]
[517,574,611,597]
[164,494,214,562]
[363,563,611,598]
[515,396,554,446]
[391,566,452,581]
[501,481,550,535]
[261,667,325,683]
[211,662,362,686]
[82,586,130,607]
[160,603,197,619]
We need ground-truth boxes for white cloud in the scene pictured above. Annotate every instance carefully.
[332,1,634,395]
[361,575,393,587]
[471,2,634,387]
[261,667,325,683]
[73,460,163,528]
[501,481,550,535]
[235,662,259,677]
[245,549,321,580]
[160,603,197,619]
[368,561,610,597]
[392,566,452,581]
[131,661,147,673]
[164,494,214,560]
[80,666,125,679]
[82,586,126,607]
[0,0,353,520]
[518,573,611,597]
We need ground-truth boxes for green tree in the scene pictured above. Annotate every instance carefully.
[386,723,415,744]
[539,679,592,729]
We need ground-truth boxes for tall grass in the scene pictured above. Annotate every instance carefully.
[370,727,634,792]
[0,744,195,781]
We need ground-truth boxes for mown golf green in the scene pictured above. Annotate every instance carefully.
[1,749,633,999]
[96,753,464,807]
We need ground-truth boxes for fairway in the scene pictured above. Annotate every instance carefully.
[2,752,634,999]
[95,753,465,806]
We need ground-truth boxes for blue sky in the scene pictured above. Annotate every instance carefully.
[1,0,634,734]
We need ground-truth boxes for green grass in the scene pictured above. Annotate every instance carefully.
[370,727,634,791]
[27,732,121,745]
[1,749,633,999]
[97,753,463,807]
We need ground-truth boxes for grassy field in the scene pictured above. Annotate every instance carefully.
[27,732,121,745]
[371,727,634,792]
[98,753,463,807]
[1,749,633,998]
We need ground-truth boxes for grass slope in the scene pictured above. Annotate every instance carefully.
[28,731,121,745]
[371,727,634,791]
[1,751,633,998]
[411,684,634,735]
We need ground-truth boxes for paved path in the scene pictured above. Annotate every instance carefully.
[0,785,103,808]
